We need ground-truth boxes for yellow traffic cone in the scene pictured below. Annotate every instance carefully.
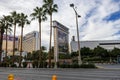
[52,75,57,80]
[8,74,14,80]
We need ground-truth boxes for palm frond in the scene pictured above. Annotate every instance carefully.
[31,17,35,21]
[43,0,58,15]
[30,6,47,22]
[18,13,30,28]
[53,4,58,9]
[0,15,13,34]
[7,28,12,34]
[10,11,20,25]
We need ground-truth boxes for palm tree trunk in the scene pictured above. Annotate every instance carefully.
[19,26,23,67]
[49,14,52,68]
[13,24,16,56]
[0,32,4,63]
[5,29,8,57]
[12,24,16,65]
[39,19,42,68]
[18,38,20,51]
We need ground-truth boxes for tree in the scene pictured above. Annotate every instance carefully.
[110,47,120,59]
[30,6,47,67]
[0,16,12,62]
[93,46,109,62]
[10,11,19,57]
[18,13,30,67]
[0,19,6,62]
[31,46,47,68]
[24,52,32,61]
[48,46,54,59]
[41,46,47,68]
[3,15,12,57]
[59,53,71,59]
[43,0,58,68]
[41,46,47,51]
[71,52,78,57]
[81,47,93,57]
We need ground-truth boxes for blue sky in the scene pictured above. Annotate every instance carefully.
[0,0,120,48]
[104,10,120,21]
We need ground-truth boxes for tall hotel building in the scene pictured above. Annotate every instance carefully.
[22,31,39,53]
[1,31,39,61]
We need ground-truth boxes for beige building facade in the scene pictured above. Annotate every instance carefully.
[2,34,18,55]
[2,31,40,55]
[22,31,40,53]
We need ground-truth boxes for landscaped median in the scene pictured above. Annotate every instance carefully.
[96,65,104,69]
[59,63,97,68]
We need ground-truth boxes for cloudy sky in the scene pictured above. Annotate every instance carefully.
[0,0,120,48]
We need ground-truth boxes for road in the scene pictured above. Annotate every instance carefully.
[0,68,120,80]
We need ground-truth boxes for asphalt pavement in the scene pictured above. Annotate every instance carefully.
[0,67,120,80]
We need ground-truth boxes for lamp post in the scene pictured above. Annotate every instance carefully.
[70,3,82,65]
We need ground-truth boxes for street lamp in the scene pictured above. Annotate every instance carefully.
[70,3,82,65]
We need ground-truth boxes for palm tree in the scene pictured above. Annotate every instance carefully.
[10,11,19,57]
[30,6,47,67]
[0,19,5,63]
[43,0,58,68]
[0,16,12,62]
[3,15,12,57]
[18,13,30,67]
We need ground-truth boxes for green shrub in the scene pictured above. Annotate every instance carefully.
[83,57,101,62]
[23,62,27,68]
[39,62,43,68]
[0,62,9,67]
[59,64,71,68]
[59,63,96,68]
[11,64,17,67]
[32,62,35,68]
[57,62,60,68]
[71,63,80,68]
[43,62,47,68]
[80,63,96,68]
[32,60,38,68]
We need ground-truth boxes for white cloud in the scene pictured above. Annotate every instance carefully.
[79,0,120,41]
[0,0,120,49]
